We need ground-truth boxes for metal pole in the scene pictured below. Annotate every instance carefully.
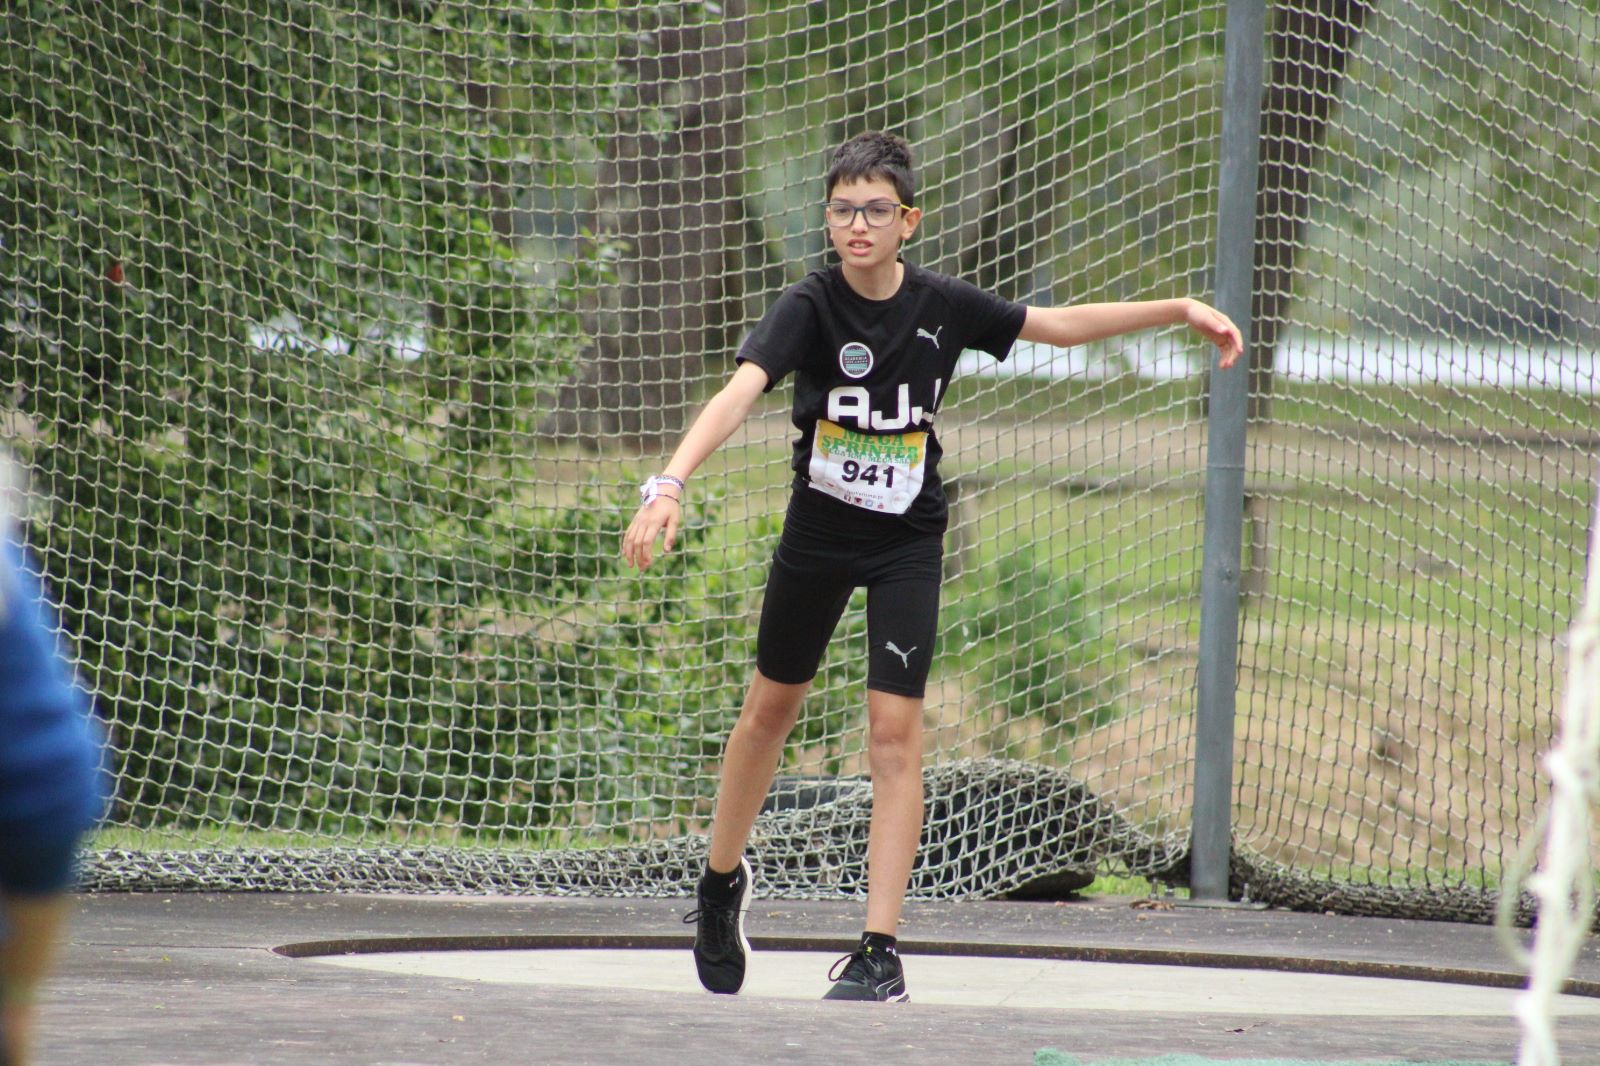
[1191,0,1266,903]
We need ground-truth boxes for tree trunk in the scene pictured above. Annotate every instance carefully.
[540,2,753,446]
[1244,0,1373,421]
[964,110,1056,305]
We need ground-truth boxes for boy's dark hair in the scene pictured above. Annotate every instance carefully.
[825,132,916,207]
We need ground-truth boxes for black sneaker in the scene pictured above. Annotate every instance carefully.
[822,943,910,1002]
[683,857,752,994]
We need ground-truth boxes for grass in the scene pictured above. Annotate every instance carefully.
[1266,380,1600,438]
[943,372,1200,425]
[914,381,1587,887]
[941,474,1587,654]
[942,372,1600,439]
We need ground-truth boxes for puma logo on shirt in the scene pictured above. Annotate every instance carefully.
[916,326,943,349]
[885,641,917,668]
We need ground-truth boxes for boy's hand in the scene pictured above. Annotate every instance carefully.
[1185,299,1244,369]
[622,496,681,570]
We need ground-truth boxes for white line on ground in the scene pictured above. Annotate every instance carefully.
[305,949,1600,1017]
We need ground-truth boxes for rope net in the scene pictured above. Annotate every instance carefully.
[4,1,1596,917]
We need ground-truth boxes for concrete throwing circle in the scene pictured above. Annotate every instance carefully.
[304,949,1600,1017]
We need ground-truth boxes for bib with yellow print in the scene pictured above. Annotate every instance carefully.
[808,419,928,515]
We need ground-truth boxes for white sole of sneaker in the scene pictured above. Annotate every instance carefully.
[728,856,753,993]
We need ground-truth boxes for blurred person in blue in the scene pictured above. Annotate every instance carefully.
[0,459,109,1066]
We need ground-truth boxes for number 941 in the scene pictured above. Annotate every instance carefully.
[841,460,894,487]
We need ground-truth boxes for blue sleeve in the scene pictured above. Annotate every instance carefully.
[0,538,110,835]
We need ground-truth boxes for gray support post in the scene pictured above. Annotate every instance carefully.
[1191,0,1266,903]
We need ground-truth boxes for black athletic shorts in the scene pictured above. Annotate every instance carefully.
[755,489,943,699]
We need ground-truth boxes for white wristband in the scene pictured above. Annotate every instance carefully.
[639,475,686,507]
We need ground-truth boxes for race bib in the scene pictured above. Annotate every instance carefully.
[808,419,927,514]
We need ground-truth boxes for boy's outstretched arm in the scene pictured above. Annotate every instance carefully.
[622,360,771,571]
[1018,298,1243,368]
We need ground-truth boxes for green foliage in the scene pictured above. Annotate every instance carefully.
[744,0,1227,302]
[554,503,771,831]
[941,544,1121,738]
[1294,1,1600,339]
[0,1,638,831]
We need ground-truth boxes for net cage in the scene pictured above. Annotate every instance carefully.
[3,0,1596,921]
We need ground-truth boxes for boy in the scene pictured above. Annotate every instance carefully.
[621,132,1240,1001]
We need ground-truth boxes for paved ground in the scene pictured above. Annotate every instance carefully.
[37,892,1600,1065]
[310,947,1600,1018]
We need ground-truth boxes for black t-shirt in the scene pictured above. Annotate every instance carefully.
[736,261,1027,533]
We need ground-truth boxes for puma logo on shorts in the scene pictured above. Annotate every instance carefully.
[885,641,917,668]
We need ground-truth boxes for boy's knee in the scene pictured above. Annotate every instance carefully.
[737,703,798,744]
[736,675,807,743]
[867,724,920,777]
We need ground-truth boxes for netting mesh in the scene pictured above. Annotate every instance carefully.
[3,0,1595,918]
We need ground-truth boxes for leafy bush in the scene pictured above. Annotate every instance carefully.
[0,2,645,833]
[941,544,1121,737]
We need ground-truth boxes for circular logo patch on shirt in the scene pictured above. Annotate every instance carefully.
[839,342,874,379]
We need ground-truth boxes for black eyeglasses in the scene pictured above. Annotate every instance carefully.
[822,200,908,228]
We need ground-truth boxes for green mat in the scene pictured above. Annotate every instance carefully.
[1034,1053,1508,1066]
